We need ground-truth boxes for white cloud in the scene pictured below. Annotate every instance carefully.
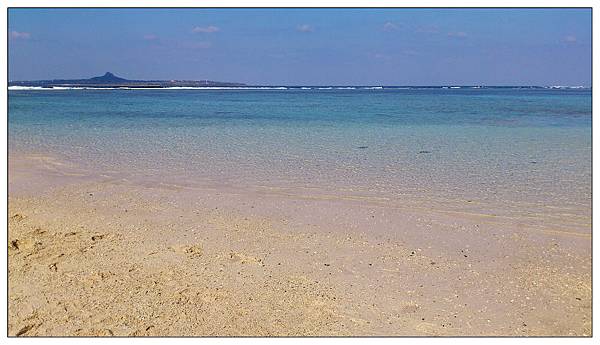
[564,35,577,43]
[143,34,158,40]
[383,22,399,31]
[10,31,31,39]
[297,24,314,33]
[192,25,220,33]
[447,31,468,38]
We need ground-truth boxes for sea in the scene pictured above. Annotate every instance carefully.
[8,87,592,233]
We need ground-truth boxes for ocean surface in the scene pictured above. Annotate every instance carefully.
[8,88,592,232]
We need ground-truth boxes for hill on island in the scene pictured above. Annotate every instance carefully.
[9,72,247,88]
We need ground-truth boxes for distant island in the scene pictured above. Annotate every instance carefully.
[8,73,590,90]
[8,72,247,88]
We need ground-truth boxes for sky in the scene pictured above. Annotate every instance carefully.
[8,8,592,86]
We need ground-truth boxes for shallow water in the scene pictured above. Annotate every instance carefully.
[8,88,592,232]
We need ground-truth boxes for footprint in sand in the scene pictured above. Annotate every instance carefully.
[8,237,41,255]
[184,245,203,257]
[15,324,37,336]
[9,239,21,251]
[228,252,263,265]
[169,244,204,258]
[91,234,105,241]
[10,213,26,222]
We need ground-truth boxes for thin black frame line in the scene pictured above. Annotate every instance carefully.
[5,6,593,338]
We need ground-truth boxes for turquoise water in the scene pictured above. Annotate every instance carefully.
[8,88,592,231]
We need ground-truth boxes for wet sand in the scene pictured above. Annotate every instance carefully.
[8,152,591,336]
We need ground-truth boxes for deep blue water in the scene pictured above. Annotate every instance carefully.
[9,88,591,128]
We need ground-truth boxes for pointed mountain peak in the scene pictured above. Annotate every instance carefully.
[89,72,128,83]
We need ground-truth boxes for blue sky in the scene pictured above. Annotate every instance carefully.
[8,8,592,85]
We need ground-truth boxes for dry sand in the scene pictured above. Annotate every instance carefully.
[8,153,591,336]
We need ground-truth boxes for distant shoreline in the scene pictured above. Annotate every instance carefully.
[8,72,590,90]
[8,85,590,90]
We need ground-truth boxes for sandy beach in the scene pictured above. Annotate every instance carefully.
[7,152,591,336]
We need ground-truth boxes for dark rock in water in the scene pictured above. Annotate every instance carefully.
[357,146,369,149]
[418,150,432,154]
[530,161,537,164]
